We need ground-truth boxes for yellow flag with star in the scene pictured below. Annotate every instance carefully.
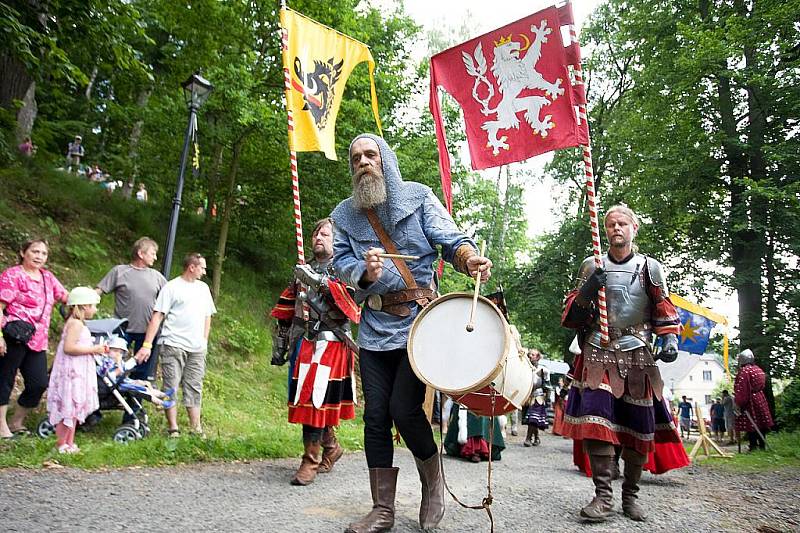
[280,7,382,160]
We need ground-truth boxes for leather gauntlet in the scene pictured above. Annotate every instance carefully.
[453,244,477,276]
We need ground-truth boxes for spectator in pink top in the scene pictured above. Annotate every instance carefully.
[0,239,68,438]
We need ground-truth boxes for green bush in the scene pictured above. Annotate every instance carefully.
[775,378,800,432]
[216,315,263,356]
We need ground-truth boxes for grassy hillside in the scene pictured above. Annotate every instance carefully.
[0,164,364,468]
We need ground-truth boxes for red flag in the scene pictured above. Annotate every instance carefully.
[430,4,588,211]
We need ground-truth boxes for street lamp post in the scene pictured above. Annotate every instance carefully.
[161,73,213,277]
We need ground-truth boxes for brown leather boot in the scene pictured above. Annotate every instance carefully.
[319,427,344,474]
[611,458,621,480]
[580,454,615,522]
[291,440,321,486]
[622,461,647,521]
[415,453,445,529]
[345,467,398,533]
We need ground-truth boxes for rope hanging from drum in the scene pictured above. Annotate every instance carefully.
[436,391,497,533]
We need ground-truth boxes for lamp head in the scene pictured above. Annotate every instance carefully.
[182,72,213,108]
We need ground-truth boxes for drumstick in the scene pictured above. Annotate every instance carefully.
[466,241,486,332]
[362,251,421,261]
[376,253,420,261]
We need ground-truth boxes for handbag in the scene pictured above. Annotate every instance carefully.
[2,274,48,345]
[2,320,36,344]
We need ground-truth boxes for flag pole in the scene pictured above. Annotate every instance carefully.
[280,1,309,320]
[567,10,610,346]
[280,4,305,267]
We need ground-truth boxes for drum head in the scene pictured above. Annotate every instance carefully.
[408,293,510,394]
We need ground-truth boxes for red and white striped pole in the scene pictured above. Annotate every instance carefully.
[568,11,609,345]
[281,22,305,266]
[281,5,309,320]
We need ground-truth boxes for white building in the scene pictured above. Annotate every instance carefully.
[657,351,728,418]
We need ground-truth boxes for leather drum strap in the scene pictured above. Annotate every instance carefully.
[365,209,417,290]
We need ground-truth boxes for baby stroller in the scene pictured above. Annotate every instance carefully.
[37,318,152,443]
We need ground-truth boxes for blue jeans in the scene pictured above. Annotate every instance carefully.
[120,332,158,424]
[124,332,159,382]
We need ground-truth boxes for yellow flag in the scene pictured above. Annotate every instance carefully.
[280,8,382,160]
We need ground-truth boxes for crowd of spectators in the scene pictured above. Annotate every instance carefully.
[0,237,214,446]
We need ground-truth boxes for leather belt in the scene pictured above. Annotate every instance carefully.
[607,324,651,341]
[367,288,436,317]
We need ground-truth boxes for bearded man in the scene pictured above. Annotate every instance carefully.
[332,133,492,533]
[270,218,358,486]
[561,205,683,523]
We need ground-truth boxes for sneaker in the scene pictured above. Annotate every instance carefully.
[57,444,74,454]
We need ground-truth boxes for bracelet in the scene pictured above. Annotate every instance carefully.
[142,341,153,349]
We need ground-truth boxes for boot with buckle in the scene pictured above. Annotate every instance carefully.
[580,454,615,522]
[415,453,445,529]
[345,467,398,533]
[291,440,321,486]
[319,426,344,474]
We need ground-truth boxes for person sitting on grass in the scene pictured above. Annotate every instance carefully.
[101,336,175,409]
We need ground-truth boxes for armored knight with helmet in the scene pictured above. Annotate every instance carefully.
[270,217,360,487]
[561,205,683,523]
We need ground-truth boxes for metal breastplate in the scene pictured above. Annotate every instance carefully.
[588,254,652,351]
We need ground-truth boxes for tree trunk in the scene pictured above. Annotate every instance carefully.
[717,70,763,358]
[204,142,224,236]
[0,52,37,143]
[84,66,98,100]
[15,81,37,144]
[211,137,244,299]
[741,0,774,412]
[121,88,152,198]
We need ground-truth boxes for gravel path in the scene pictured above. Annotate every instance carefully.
[1,432,798,532]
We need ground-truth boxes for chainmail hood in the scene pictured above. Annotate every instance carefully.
[331,133,430,240]
[738,348,755,366]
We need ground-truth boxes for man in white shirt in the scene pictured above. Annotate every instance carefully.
[135,253,216,437]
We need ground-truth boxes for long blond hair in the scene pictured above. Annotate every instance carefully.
[67,304,92,322]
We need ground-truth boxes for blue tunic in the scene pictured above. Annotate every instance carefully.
[332,190,473,351]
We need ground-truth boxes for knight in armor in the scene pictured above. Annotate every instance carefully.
[269,218,360,486]
[561,205,683,523]
[522,348,549,446]
[733,348,774,451]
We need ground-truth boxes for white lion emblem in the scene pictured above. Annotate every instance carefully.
[462,20,565,155]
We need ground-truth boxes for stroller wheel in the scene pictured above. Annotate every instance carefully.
[37,419,55,439]
[139,423,151,438]
[113,425,142,444]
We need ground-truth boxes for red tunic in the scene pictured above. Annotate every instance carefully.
[287,337,356,428]
[734,364,774,432]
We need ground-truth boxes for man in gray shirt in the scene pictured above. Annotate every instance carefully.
[96,237,167,382]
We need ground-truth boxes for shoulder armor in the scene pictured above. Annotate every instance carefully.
[645,256,669,295]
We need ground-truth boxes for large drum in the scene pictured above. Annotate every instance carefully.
[408,293,533,416]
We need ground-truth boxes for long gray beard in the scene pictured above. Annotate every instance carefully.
[352,171,387,210]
